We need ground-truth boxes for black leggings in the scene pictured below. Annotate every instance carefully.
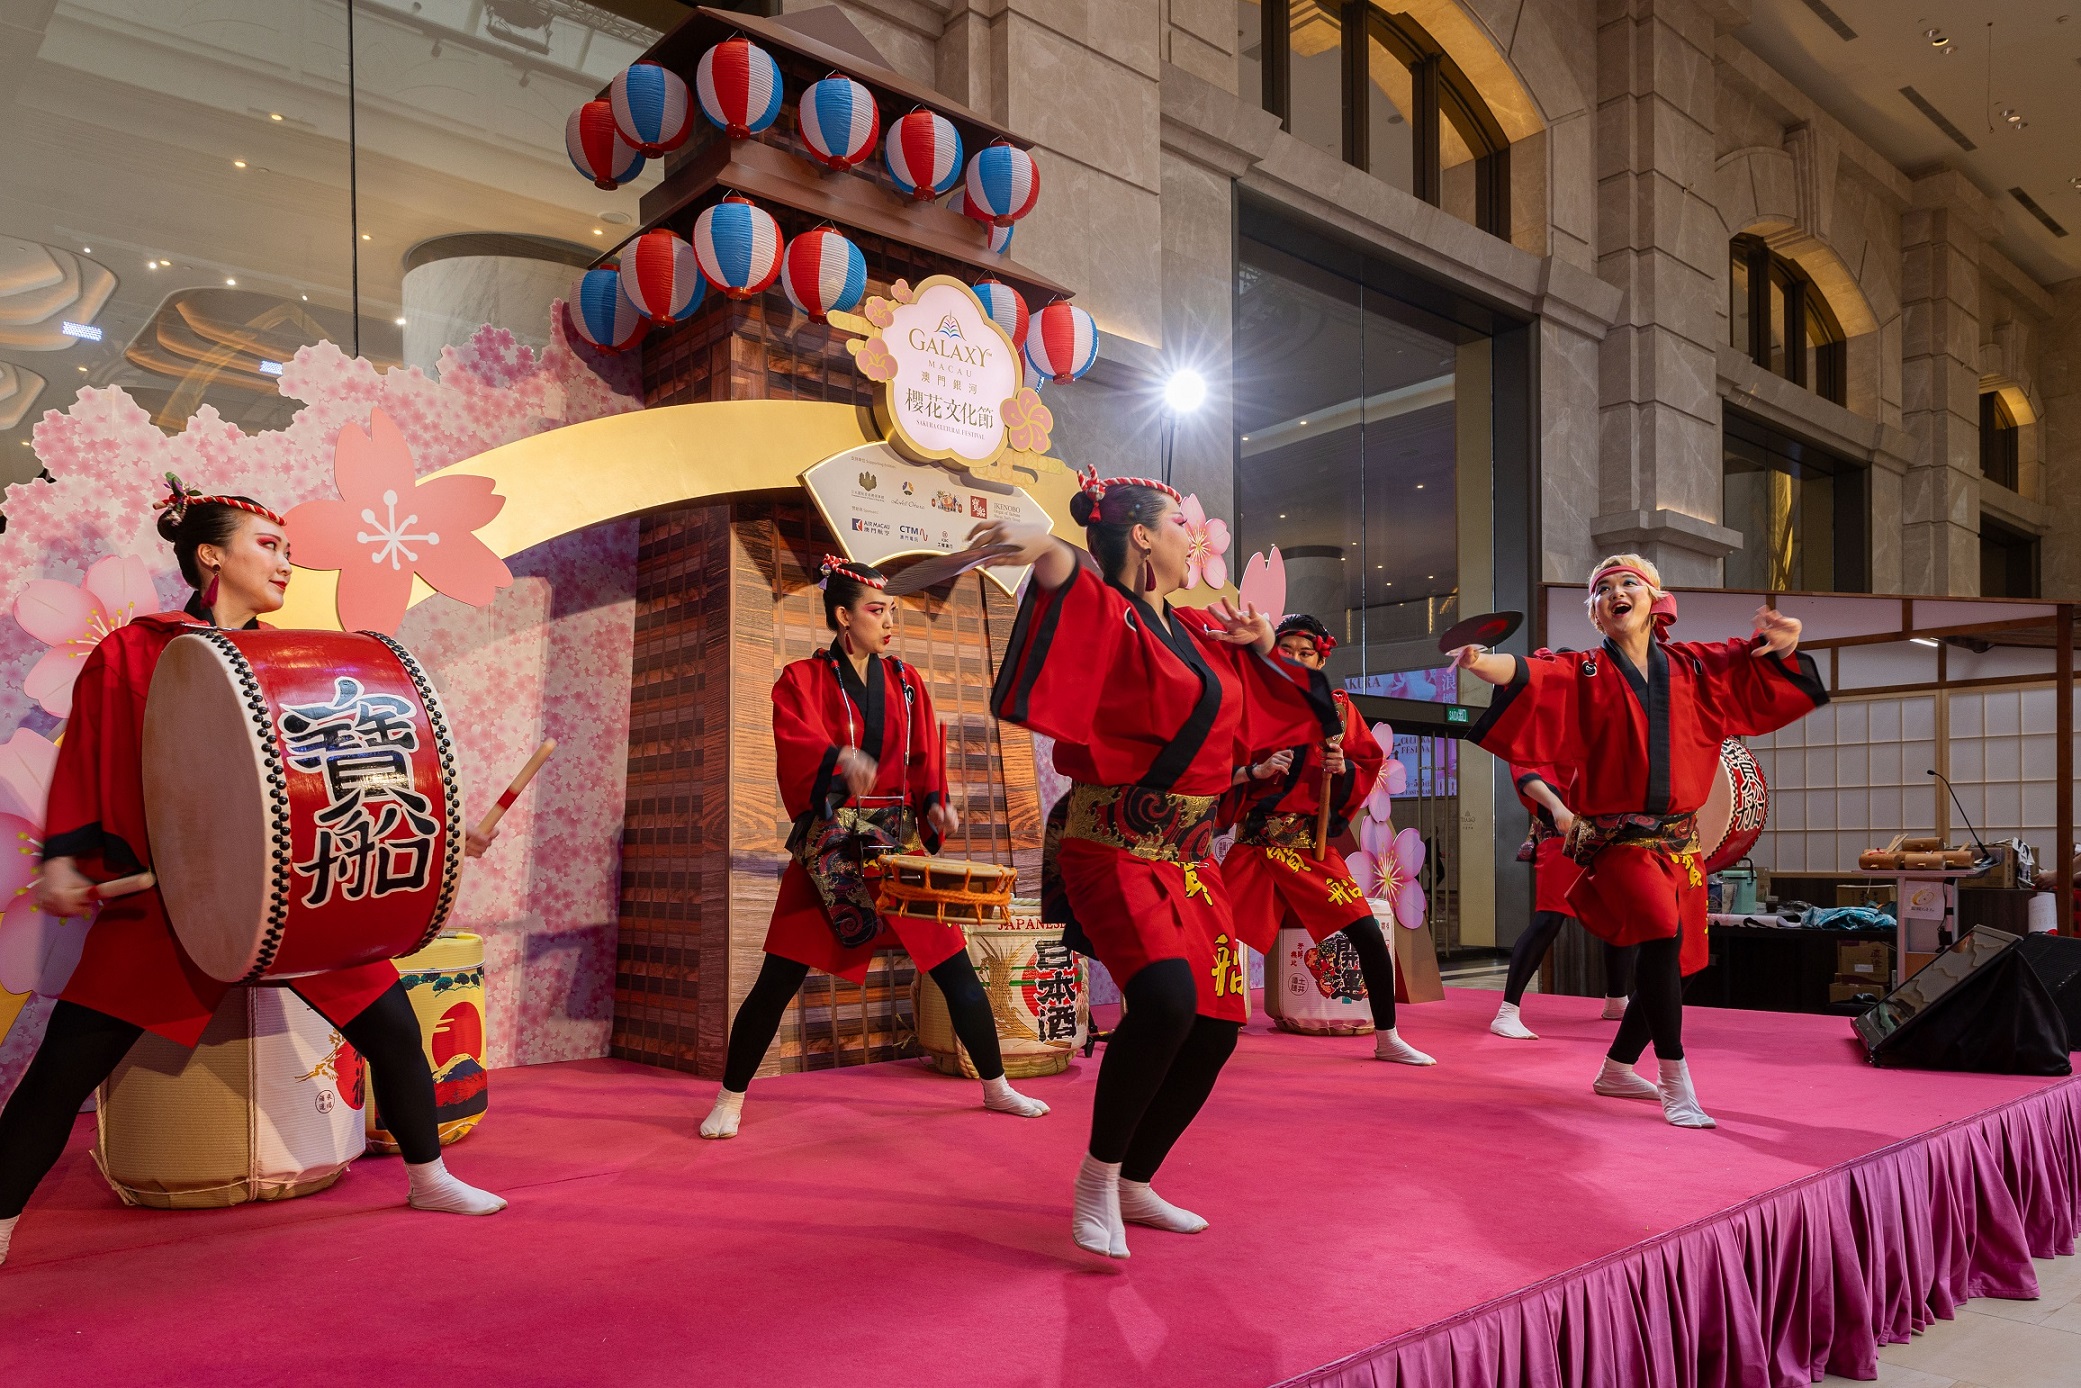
[1502,910,1640,1005]
[1338,917,1397,1031]
[721,951,1007,1092]
[1607,934,1685,1063]
[0,982,440,1219]
[1087,958,1243,1183]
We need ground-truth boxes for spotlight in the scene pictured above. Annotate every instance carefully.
[394,317,408,326]
[1162,368,1207,414]
[225,277,237,285]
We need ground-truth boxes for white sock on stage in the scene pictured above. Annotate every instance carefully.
[0,1214,16,1267]
[1602,996,1629,1020]
[1118,1179,1208,1234]
[1374,1028,1436,1065]
[1490,1002,1539,1040]
[699,1088,745,1140]
[1656,1059,1716,1128]
[1593,1056,1660,1101]
[1073,1154,1128,1259]
[980,1075,1049,1117]
[405,1157,507,1215]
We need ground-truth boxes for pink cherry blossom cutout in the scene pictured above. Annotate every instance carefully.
[11,555,160,718]
[1178,493,1231,591]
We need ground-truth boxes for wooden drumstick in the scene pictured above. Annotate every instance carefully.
[474,739,557,839]
[94,871,156,900]
[1312,734,1344,861]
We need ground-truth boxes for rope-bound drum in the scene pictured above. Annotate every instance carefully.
[1698,738,1770,875]
[874,854,1015,926]
[142,630,464,983]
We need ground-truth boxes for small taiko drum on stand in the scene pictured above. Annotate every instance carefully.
[142,629,464,983]
[1698,737,1770,875]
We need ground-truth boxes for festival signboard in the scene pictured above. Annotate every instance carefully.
[800,442,1040,594]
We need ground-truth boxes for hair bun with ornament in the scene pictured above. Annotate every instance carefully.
[818,553,886,590]
[154,471,286,542]
[1072,464,1179,528]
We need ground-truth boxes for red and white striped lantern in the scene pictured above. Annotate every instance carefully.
[1024,302,1099,384]
[618,230,707,323]
[883,110,964,201]
[695,37,783,140]
[566,99,644,190]
[781,227,868,321]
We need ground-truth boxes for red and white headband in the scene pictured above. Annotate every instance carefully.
[156,472,286,528]
[1077,464,1180,505]
[818,553,886,590]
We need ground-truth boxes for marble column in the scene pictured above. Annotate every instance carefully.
[400,233,595,374]
[1899,172,1994,596]
[2039,281,2081,600]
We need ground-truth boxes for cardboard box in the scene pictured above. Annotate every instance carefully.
[1837,941,1892,978]
[1837,883,1895,908]
[1829,976,1885,1004]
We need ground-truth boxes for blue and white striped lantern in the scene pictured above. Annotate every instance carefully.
[962,141,1040,225]
[570,267,647,352]
[610,61,692,156]
[884,110,964,201]
[781,227,867,321]
[693,194,783,299]
[797,75,880,171]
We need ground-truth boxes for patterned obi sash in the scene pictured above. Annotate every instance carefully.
[1236,810,1318,852]
[1059,781,1222,864]
[786,796,918,950]
[1562,810,1699,869]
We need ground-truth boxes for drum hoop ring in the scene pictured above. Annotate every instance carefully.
[195,631,297,982]
[366,631,465,952]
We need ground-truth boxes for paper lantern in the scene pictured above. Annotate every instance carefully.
[695,37,783,139]
[884,110,963,201]
[781,227,867,321]
[963,141,1040,225]
[693,194,783,299]
[618,230,707,323]
[797,75,880,171]
[610,60,692,156]
[566,100,644,190]
[949,188,1017,255]
[971,280,1028,349]
[1025,302,1099,384]
[570,268,647,352]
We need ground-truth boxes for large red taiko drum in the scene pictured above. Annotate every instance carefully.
[142,629,464,984]
[1698,738,1769,875]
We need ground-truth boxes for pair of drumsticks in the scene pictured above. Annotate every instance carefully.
[91,741,558,902]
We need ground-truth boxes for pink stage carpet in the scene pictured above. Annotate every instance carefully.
[2,990,2076,1387]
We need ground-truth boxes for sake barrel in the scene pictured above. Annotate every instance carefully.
[366,932,490,1154]
[1265,925,1376,1036]
[95,986,367,1209]
[915,898,1087,1078]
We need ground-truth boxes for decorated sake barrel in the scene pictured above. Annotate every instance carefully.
[914,898,1087,1078]
[1699,738,1769,875]
[142,630,464,983]
[366,932,490,1154]
[95,986,367,1209]
[1263,925,1375,1035]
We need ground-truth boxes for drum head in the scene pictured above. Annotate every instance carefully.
[144,634,276,982]
[1701,738,1769,876]
[1696,758,1735,869]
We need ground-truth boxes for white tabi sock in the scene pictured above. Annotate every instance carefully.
[0,1214,17,1267]
[1073,1154,1128,1259]
[1374,1027,1436,1065]
[1118,1179,1208,1233]
[405,1157,507,1215]
[699,1088,745,1140]
[980,1074,1049,1117]
[1593,1056,1660,1101]
[1656,1058,1716,1129]
[1602,996,1630,1020]
[1489,1002,1539,1040]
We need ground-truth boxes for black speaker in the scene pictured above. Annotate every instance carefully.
[2014,932,2081,1043]
[1853,928,2072,1075]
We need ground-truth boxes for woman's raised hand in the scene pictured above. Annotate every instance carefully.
[1751,606,1801,658]
[1207,599,1276,654]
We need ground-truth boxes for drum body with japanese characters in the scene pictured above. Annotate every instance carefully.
[143,630,464,984]
[1698,738,1770,875]
[914,899,1088,1078]
[1263,925,1376,1035]
[367,932,490,1153]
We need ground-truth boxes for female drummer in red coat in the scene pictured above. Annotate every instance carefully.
[976,472,1341,1259]
[1452,554,1824,1128]
[0,480,504,1270]
[1222,614,1434,1065]
[696,556,1047,1142]
[1490,758,1638,1038]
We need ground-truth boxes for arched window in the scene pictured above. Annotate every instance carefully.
[1239,3,1511,238]
[1980,392,2020,490]
[1729,234,1845,405]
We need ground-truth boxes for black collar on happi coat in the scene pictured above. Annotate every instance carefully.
[1116,585,1222,793]
[1605,636,1673,814]
[824,643,886,758]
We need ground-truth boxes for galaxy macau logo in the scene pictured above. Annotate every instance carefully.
[859,277,1022,470]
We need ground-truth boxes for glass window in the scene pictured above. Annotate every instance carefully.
[1238,1,1264,112]
[1979,516,2039,598]
[1364,25,1416,196]
[1728,246,1751,353]
[1980,392,2020,490]
[1723,407,1868,592]
[1729,235,1845,407]
[1287,1,1345,160]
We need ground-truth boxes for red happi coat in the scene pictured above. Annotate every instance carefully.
[990,563,1339,1021]
[46,610,399,1046]
[1473,635,1826,974]
[763,644,961,982]
[1223,691,1385,953]
[1510,762,1584,916]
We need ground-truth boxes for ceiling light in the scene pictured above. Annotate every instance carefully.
[1298,418,1308,426]
[1241,435,1250,441]
[270,112,283,121]
[1278,513,1286,518]
[233,159,247,168]
[361,233,371,241]
[592,228,604,236]
[301,294,309,300]
[225,277,237,285]
[77,365,87,373]
[147,259,157,268]
[394,317,408,326]
[1415,483,1424,489]
[1911,637,1939,648]
[1926,28,1948,46]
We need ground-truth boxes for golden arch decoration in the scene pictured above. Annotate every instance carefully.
[272,400,1085,633]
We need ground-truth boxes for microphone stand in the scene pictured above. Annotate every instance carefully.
[1926,768,1991,950]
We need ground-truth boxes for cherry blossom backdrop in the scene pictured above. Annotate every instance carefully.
[0,311,644,1101]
